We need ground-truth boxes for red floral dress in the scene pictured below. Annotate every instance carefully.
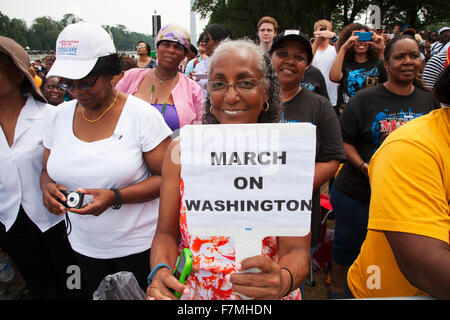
[178,178,302,300]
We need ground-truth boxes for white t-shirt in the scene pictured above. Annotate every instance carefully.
[0,94,63,232]
[43,95,172,258]
[311,45,338,106]
[194,56,210,100]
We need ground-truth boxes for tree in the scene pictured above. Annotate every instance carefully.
[59,13,83,28]
[29,16,62,51]
[0,12,154,52]
[0,12,29,47]
[103,24,154,52]
[192,0,449,37]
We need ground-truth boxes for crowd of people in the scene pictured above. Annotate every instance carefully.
[0,15,448,301]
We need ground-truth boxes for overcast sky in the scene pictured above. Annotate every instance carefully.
[1,0,209,42]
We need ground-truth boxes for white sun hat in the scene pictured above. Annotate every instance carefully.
[47,22,116,80]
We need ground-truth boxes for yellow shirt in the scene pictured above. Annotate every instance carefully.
[347,108,450,298]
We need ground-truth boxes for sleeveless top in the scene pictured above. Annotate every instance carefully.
[151,103,180,131]
[178,177,302,300]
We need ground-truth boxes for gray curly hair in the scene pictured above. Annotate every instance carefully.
[202,38,282,124]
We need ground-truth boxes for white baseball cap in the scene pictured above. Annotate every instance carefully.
[47,22,116,79]
[438,27,450,36]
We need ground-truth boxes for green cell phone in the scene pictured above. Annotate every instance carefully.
[173,248,193,298]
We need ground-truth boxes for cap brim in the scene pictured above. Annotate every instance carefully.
[46,57,98,79]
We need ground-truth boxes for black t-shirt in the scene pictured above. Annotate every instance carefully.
[281,89,346,246]
[336,58,387,115]
[301,65,329,101]
[333,84,440,202]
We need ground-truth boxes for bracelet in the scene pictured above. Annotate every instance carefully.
[281,267,293,297]
[110,188,122,210]
[147,263,171,285]
[359,162,367,170]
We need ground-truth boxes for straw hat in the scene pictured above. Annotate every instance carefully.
[0,36,47,103]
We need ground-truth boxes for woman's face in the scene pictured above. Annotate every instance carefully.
[136,42,149,56]
[156,40,186,70]
[202,33,219,56]
[209,48,268,124]
[42,76,64,106]
[271,39,308,87]
[0,53,24,98]
[385,38,422,84]
[352,29,370,54]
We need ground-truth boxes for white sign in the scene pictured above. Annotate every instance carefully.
[180,123,316,268]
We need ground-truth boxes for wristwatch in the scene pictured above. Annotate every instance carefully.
[331,34,339,43]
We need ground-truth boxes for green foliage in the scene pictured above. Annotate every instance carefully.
[192,0,449,37]
[0,11,153,52]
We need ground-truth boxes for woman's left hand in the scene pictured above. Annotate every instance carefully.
[68,188,115,216]
[228,255,287,300]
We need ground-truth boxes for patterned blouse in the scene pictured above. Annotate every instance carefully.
[178,178,302,300]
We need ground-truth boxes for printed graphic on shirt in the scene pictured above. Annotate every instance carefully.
[371,108,425,149]
[344,67,381,104]
[300,81,316,92]
[178,178,301,300]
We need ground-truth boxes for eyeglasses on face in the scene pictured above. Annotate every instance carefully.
[200,37,212,43]
[207,78,265,94]
[58,74,101,91]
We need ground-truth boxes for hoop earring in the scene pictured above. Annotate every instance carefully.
[210,106,213,114]
[263,101,270,112]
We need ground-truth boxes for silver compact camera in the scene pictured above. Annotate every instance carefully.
[58,190,84,209]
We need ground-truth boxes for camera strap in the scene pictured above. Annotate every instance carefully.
[63,213,72,237]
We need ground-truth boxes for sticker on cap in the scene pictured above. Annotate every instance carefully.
[284,30,300,36]
[57,40,79,56]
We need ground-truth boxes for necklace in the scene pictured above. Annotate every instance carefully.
[282,86,302,102]
[154,68,177,85]
[81,90,119,123]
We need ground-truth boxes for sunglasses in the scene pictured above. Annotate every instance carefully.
[58,74,101,91]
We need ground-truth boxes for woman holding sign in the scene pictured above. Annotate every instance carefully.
[147,39,311,300]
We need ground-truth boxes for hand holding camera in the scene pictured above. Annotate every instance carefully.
[42,183,114,216]
[42,183,70,215]
[67,188,116,216]
[57,189,85,209]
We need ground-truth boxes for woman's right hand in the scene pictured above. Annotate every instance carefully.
[146,267,189,300]
[341,32,359,51]
[42,183,68,215]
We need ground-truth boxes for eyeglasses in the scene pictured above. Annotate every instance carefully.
[200,37,212,43]
[207,78,265,95]
[58,74,101,91]
[136,44,147,49]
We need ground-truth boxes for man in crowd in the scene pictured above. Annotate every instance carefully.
[257,16,278,51]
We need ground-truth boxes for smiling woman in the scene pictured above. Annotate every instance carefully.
[116,24,203,131]
[147,39,311,301]
[329,23,387,115]
[270,30,346,273]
